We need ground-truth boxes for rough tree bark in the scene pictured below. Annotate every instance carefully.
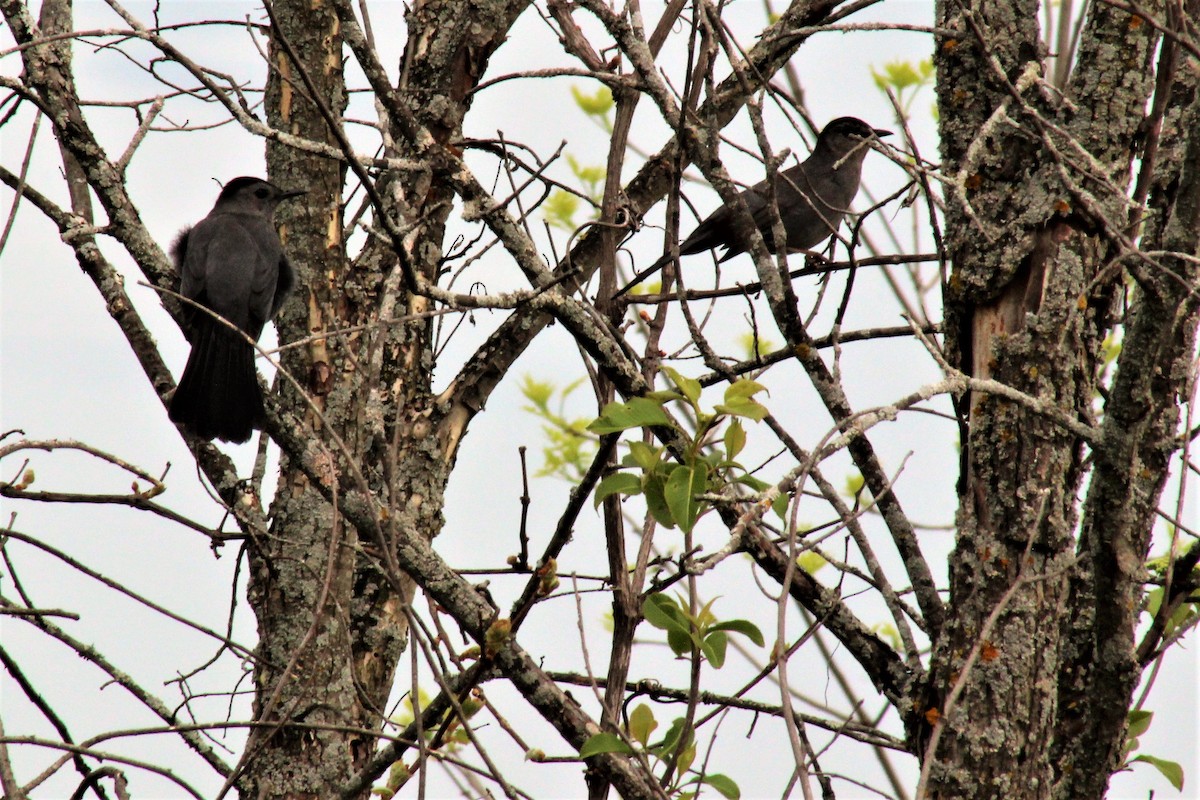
[244,0,533,794]
[929,0,1197,798]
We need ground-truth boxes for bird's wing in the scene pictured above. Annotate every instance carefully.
[270,254,295,319]
[185,215,278,334]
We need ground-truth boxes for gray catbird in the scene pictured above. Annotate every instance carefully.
[617,117,890,297]
[168,177,304,443]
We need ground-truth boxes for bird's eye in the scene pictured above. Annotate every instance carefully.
[255,188,270,199]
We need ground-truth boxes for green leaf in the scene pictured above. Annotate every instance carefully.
[888,61,921,88]
[665,463,708,533]
[579,732,634,758]
[1126,710,1154,740]
[662,366,702,406]
[626,441,661,471]
[696,596,719,627]
[629,703,657,746]
[594,472,642,507]
[644,474,676,528]
[643,593,689,634]
[738,331,773,359]
[588,397,671,434]
[723,379,767,403]
[1131,755,1185,791]
[702,629,728,668]
[520,375,555,409]
[771,493,790,522]
[708,619,765,646]
[870,59,931,92]
[570,85,614,117]
[676,741,696,775]
[1142,587,1161,618]
[737,474,770,492]
[667,626,694,657]
[644,594,698,657]
[703,774,741,799]
[796,551,826,575]
[573,163,605,187]
[656,717,685,756]
[1166,602,1198,636]
[544,190,581,231]
[724,419,746,461]
[714,396,768,422]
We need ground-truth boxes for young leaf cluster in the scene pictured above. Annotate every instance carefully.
[589,368,779,533]
[580,700,745,799]
[642,593,765,669]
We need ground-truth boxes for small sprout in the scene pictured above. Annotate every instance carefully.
[537,558,560,596]
[570,85,614,117]
[14,469,35,490]
[484,618,512,657]
[796,551,826,575]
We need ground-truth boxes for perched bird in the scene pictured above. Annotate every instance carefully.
[617,117,890,296]
[168,177,304,443]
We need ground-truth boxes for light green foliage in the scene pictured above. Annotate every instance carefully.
[796,550,826,576]
[571,84,615,125]
[870,57,935,122]
[579,731,633,757]
[372,689,474,797]
[545,154,606,231]
[520,375,597,481]
[737,331,774,360]
[544,190,581,232]
[844,471,866,501]
[579,701,742,798]
[588,368,773,533]
[371,760,411,799]
[871,622,904,651]
[568,153,606,195]
[1141,545,1199,642]
[643,592,765,669]
[871,58,934,93]
[629,702,658,745]
[544,85,611,231]
[1142,585,1198,642]
[1124,710,1185,791]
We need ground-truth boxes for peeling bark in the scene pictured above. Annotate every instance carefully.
[928,0,1182,797]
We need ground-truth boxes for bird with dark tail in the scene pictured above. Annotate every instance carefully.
[617,117,890,297]
[168,177,305,443]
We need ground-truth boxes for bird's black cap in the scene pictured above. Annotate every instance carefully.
[217,176,306,202]
[820,117,892,140]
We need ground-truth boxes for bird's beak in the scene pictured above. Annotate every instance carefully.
[278,189,308,201]
[873,128,893,138]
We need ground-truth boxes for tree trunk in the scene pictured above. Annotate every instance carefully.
[244,0,530,795]
[927,0,1182,797]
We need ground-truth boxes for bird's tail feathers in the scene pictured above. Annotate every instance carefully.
[168,319,264,443]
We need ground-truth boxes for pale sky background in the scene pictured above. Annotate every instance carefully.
[2,1,1196,798]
